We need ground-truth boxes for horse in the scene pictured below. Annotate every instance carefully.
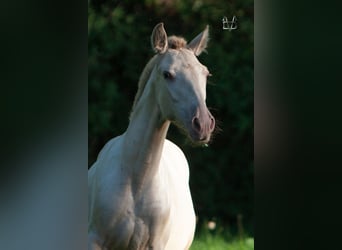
[88,23,215,250]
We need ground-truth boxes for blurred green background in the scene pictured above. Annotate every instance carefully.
[88,0,253,241]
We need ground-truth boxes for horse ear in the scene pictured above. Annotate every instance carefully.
[187,25,209,56]
[151,23,168,54]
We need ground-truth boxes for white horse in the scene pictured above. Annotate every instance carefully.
[88,23,215,250]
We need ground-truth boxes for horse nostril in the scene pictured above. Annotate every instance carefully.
[192,117,201,132]
[209,117,215,132]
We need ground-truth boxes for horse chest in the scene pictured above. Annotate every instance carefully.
[89,139,196,249]
[106,179,172,249]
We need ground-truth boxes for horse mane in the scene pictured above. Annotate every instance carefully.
[130,36,188,120]
[130,55,160,119]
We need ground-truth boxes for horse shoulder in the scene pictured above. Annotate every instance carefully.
[161,139,196,249]
[88,135,135,248]
[162,139,190,181]
[88,135,125,192]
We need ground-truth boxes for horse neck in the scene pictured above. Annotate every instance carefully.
[122,79,170,194]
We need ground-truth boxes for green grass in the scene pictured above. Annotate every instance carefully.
[190,222,254,250]
[190,235,254,250]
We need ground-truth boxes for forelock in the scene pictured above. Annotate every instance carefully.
[167,36,187,50]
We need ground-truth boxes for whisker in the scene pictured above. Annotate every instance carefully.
[207,80,216,86]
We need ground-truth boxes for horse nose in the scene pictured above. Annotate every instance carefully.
[191,109,215,141]
[192,117,202,133]
[208,112,215,133]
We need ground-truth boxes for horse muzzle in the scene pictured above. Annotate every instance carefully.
[190,108,215,144]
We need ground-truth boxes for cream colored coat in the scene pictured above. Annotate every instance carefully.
[88,23,214,250]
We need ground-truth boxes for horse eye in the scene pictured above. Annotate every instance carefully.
[163,71,173,80]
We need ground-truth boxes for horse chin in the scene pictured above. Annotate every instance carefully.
[188,130,211,146]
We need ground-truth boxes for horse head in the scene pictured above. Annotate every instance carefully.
[151,23,215,144]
